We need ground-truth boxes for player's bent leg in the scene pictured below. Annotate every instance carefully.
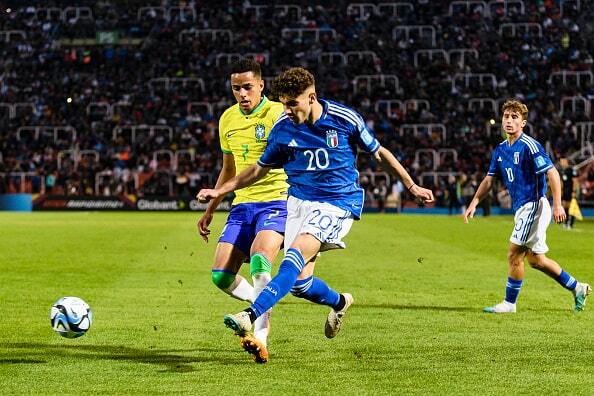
[223,235,321,339]
[526,251,589,311]
[223,249,305,340]
[526,252,563,279]
[212,242,253,302]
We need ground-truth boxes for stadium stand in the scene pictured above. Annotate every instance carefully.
[1,0,593,209]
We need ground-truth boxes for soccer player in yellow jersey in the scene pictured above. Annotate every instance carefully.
[197,59,286,363]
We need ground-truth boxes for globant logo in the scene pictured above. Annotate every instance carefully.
[137,199,179,211]
[189,200,231,211]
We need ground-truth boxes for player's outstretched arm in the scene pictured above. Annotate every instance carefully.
[197,164,270,203]
[463,176,493,223]
[546,167,566,223]
[197,153,236,242]
[373,146,434,203]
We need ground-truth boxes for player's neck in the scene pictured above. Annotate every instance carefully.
[307,100,323,124]
[240,96,266,115]
[507,131,522,145]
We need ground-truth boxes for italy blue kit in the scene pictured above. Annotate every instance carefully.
[257,99,380,219]
[487,133,553,212]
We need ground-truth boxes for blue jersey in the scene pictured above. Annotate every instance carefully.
[257,99,380,219]
[487,133,553,212]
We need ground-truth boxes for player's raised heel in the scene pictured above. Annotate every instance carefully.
[483,300,516,313]
[240,334,269,363]
[574,283,591,312]
[223,311,252,336]
[325,293,354,339]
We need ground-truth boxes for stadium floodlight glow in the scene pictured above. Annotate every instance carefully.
[489,119,496,125]
[67,97,73,103]
[6,8,11,13]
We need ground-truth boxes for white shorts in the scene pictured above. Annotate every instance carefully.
[285,196,354,252]
[510,196,551,254]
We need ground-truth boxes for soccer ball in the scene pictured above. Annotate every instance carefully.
[50,297,93,338]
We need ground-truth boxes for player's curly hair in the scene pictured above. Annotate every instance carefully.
[501,99,528,120]
[271,67,315,99]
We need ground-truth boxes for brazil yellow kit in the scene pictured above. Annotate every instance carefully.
[219,97,288,204]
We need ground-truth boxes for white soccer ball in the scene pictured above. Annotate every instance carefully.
[50,297,93,338]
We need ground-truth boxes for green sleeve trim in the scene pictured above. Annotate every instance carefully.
[221,148,232,154]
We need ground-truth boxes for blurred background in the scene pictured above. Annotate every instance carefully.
[0,0,592,213]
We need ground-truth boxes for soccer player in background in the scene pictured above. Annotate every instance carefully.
[463,99,590,313]
[559,157,578,229]
[197,59,286,363]
[198,67,434,357]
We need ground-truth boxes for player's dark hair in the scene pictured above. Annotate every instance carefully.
[501,99,528,120]
[272,67,315,98]
[229,58,261,78]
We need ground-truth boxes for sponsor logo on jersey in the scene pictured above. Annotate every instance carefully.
[497,156,503,162]
[288,139,298,147]
[514,152,520,164]
[326,130,339,148]
[255,123,266,140]
[535,155,545,168]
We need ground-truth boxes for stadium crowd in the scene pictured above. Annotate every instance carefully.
[1,0,593,208]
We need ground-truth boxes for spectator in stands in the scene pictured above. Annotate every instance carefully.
[372,179,388,213]
[446,175,462,215]
[559,157,578,229]
[1,1,593,205]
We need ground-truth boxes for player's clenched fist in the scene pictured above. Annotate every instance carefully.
[197,189,220,203]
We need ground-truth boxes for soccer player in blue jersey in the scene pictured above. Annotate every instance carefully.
[198,67,434,357]
[464,99,590,313]
[197,59,287,362]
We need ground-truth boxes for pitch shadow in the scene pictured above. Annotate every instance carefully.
[355,303,477,312]
[0,342,245,372]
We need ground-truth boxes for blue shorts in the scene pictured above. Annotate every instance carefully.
[219,200,287,256]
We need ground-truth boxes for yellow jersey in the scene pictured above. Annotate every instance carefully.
[219,97,288,204]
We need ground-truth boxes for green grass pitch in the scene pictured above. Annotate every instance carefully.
[0,212,593,395]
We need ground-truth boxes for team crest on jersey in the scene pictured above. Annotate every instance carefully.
[255,123,266,140]
[514,152,519,164]
[326,130,339,148]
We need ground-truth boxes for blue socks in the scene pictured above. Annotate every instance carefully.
[505,277,523,304]
[555,269,578,291]
[250,248,305,317]
[291,276,341,310]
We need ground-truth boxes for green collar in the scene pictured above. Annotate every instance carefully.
[239,96,267,116]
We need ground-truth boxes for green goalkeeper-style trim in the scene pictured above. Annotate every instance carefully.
[221,148,233,154]
[211,270,236,289]
[250,253,271,276]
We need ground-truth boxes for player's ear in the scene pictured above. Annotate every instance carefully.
[521,119,527,127]
[309,91,317,104]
